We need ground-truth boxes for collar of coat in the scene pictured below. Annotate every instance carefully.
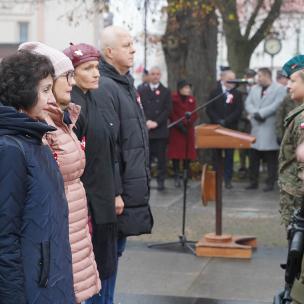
[100,58,134,89]
[0,104,56,140]
[44,102,81,130]
[284,102,304,128]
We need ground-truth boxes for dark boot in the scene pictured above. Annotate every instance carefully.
[172,159,181,188]
[174,175,181,188]
[263,185,274,192]
[225,180,233,189]
[157,180,165,191]
[245,183,258,190]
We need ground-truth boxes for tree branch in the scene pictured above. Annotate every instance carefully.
[249,0,283,49]
[214,0,242,38]
[244,0,264,39]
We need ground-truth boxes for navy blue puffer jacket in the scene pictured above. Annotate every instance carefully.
[0,105,75,304]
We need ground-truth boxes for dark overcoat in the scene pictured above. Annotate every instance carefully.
[92,59,154,238]
[138,83,172,139]
[206,81,243,130]
[72,87,118,280]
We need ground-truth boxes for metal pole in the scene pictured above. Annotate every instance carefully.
[296,28,300,55]
[144,0,148,69]
[215,150,223,235]
[270,55,274,73]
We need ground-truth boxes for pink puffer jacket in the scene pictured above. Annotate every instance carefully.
[44,102,101,303]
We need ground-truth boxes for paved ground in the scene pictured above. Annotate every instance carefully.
[115,177,288,304]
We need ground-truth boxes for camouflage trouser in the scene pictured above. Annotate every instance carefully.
[279,190,303,228]
[291,255,304,303]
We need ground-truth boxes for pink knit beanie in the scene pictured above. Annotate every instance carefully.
[18,41,74,78]
[63,43,101,68]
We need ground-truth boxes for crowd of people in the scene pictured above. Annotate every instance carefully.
[0,26,153,304]
[1,23,304,304]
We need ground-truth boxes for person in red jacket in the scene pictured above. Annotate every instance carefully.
[167,80,198,187]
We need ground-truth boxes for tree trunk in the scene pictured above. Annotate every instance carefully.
[226,39,253,77]
[162,1,218,123]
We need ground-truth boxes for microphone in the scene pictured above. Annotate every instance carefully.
[226,79,255,85]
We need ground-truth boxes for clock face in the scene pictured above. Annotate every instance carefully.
[264,38,282,55]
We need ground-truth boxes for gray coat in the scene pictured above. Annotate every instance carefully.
[245,82,287,151]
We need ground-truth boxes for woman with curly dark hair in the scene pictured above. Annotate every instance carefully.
[19,41,101,304]
[0,50,75,304]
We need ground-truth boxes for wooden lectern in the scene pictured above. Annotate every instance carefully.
[195,124,257,259]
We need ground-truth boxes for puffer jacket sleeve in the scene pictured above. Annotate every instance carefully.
[0,143,27,304]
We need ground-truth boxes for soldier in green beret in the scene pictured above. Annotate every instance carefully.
[278,55,304,304]
[279,55,304,228]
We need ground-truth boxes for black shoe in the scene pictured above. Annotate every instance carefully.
[157,181,165,191]
[174,176,181,188]
[263,185,274,192]
[225,181,233,189]
[245,183,258,190]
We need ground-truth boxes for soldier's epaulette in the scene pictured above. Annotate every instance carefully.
[284,103,304,128]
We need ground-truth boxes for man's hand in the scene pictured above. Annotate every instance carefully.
[216,119,226,126]
[115,195,124,215]
[253,112,265,122]
[146,120,158,130]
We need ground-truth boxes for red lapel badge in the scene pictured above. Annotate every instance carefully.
[226,93,234,104]
[80,136,86,151]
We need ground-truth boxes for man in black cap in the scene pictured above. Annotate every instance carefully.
[138,66,172,191]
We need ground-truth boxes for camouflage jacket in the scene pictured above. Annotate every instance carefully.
[278,103,304,197]
[275,94,298,142]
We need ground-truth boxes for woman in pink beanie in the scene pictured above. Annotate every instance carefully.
[18,42,101,303]
[64,43,120,304]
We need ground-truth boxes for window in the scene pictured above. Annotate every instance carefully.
[19,22,29,43]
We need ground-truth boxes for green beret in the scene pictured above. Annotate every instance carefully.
[282,55,304,78]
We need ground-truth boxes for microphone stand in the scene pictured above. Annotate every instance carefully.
[148,89,229,254]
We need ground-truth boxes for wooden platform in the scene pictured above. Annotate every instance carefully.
[195,233,257,259]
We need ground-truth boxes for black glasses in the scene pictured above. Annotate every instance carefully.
[60,71,75,84]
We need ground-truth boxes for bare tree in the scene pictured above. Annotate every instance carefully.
[215,0,283,76]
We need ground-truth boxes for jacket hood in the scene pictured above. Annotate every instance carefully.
[100,58,134,88]
[0,104,56,140]
[284,102,304,128]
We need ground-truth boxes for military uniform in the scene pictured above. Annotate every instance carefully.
[279,54,304,304]
[275,94,298,143]
[278,103,304,227]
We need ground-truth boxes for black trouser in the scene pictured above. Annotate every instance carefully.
[172,159,189,177]
[211,149,234,184]
[248,149,278,186]
[239,149,250,169]
[149,138,167,182]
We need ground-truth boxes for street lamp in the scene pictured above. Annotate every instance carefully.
[143,0,148,69]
